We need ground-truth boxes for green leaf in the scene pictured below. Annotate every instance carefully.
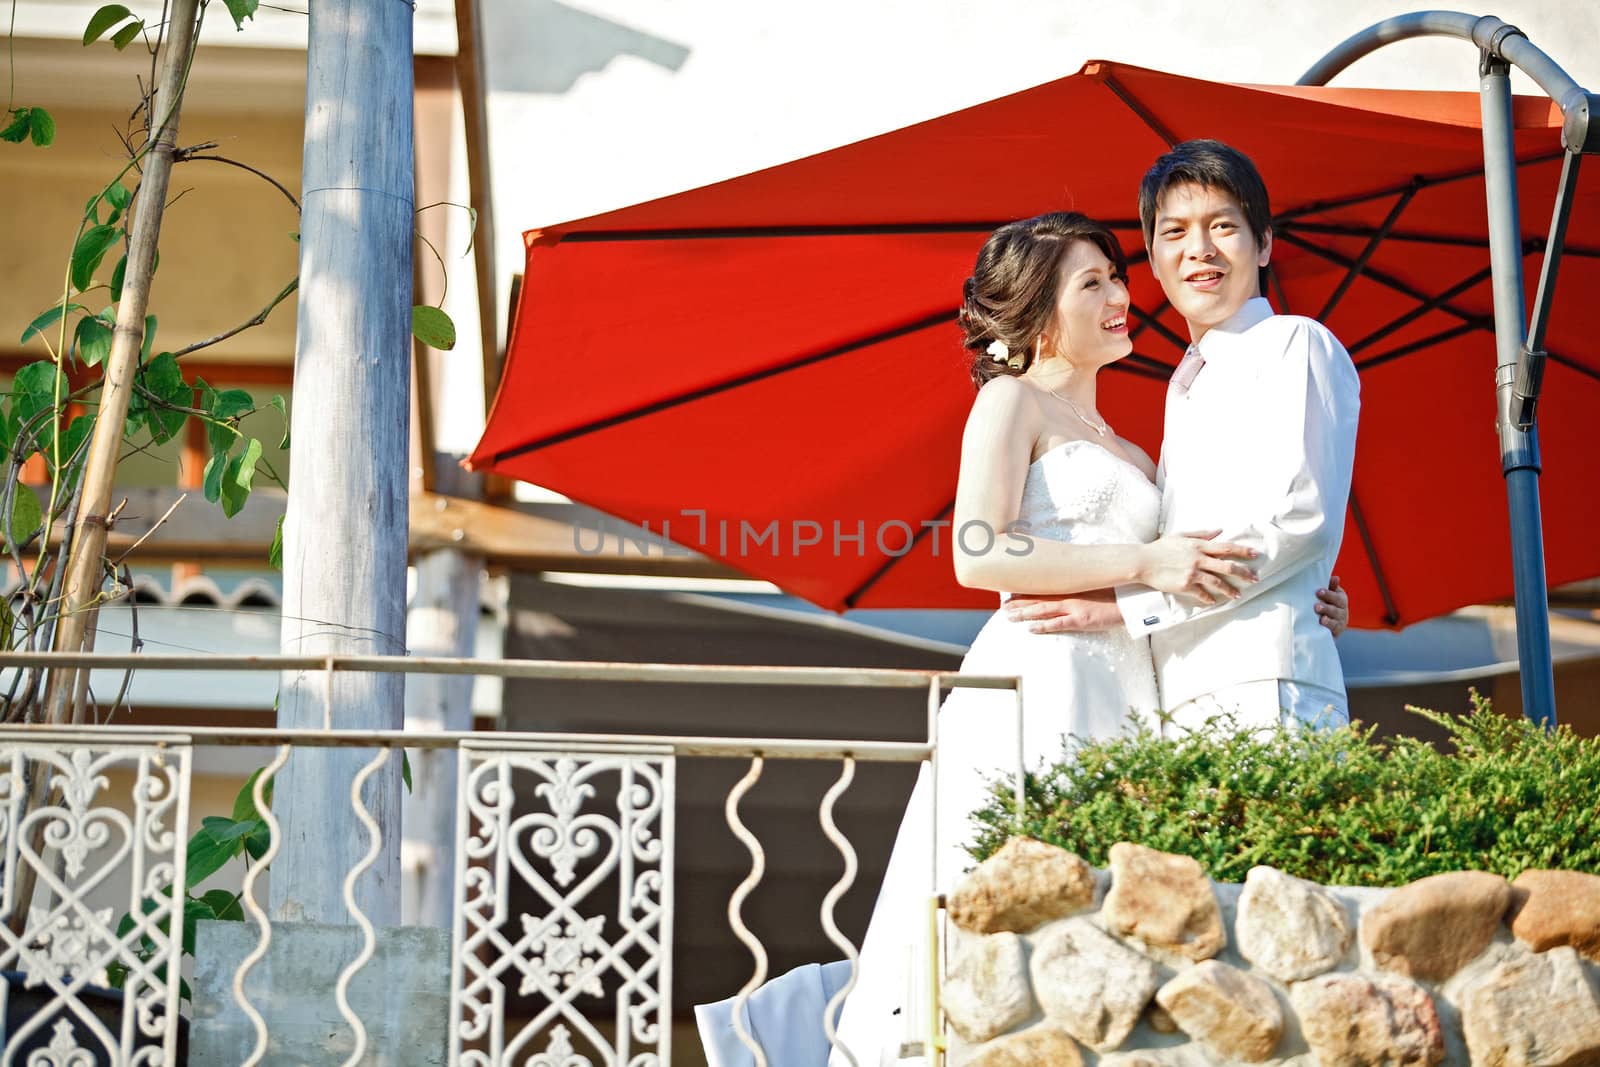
[70,224,121,292]
[140,314,157,361]
[138,351,188,442]
[83,4,134,44]
[5,487,43,548]
[268,514,284,570]
[411,305,456,351]
[232,767,275,822]
[74,313,113,366]
[109,19,143,49]
[199,888,246,923]
[20,302,85,345]
[55,415,95,470]
[184,819,255,889]
[105,180,131,212]
[202,449,228,503]
[0,108,31,143]
[28,107,54,147]
[222,0,259,30]
[268,394,290,448]
[220,437,263,517]
[402,751,413,794]
[14,360,57,401]
[206,387,253,455]
[109,253,127,302]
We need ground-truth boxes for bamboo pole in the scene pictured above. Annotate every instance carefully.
[268,0,415,928]
[6,0,202,938]
[43,0,200,715]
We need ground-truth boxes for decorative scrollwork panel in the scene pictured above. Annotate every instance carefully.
[0,733,191,1066]
[450,744,674,1067]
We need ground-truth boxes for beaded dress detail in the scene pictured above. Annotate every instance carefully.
[829,439,1162,1067]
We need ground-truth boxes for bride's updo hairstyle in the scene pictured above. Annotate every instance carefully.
[960,211,1128,389]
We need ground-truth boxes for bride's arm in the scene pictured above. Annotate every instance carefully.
[951,378,1253,597]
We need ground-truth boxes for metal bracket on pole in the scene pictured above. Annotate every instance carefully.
[1561,91,1600,154]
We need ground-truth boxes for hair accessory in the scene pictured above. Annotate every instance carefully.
[986,340,1010,364]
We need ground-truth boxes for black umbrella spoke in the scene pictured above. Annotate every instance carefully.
[1350,492,1400,627]
[842,498,956,609]
[1107,355,1176,382]
[1130,297,1170,341]
[1275,150,1562,223]
[1316,184,1420,323]
[1284,222,1575,257]
[1103,74,1180,149]
[488,308,956,464]
[1268,265,1293,315]
[1348,264,1494,355]
[1128,303,1189,353]
[1356,321,1481,371]
[1280,231,1489,331]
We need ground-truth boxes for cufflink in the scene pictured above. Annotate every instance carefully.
[1143,616,1160,626]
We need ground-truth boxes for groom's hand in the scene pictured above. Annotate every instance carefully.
[1004,589,1121,634]
[1316,575,1349,637]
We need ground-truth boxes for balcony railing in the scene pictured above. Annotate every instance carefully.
[0,652,1022,1066]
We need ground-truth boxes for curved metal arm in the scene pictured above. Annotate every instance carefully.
[1298,11,1593,152]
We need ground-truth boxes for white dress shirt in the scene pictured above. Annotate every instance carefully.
[1117,297,1361,710]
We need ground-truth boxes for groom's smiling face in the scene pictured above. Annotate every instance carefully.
[1148,182,1272,342]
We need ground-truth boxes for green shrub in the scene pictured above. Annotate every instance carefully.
[968,693,1600,886]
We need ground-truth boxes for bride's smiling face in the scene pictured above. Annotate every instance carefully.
[1045,240,1133,370]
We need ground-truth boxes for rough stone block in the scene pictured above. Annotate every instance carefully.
[1292,972,1444,1067]
[1103,842,1225,961]
[1156,959,1283,1062]
[943,930,1034,1044]
[1030,917,1160,1052]
[1510,869,1600,962]
[1460,945,1600,1067]
[1236,865,1351,981]
[947,836,1096,935]
[1360,870,1510,982]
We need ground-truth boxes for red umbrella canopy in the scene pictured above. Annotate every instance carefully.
[470,61,1600,628]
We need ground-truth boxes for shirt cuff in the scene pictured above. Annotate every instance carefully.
[1117,584,1171,638]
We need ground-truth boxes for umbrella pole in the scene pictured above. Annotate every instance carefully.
[1480,57,1558,728]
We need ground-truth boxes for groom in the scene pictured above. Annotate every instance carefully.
[1009,139,1361,728]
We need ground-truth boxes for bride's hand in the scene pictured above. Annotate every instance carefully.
[1138,529,1258,605]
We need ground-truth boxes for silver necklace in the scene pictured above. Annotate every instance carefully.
[1041,381,1111,437]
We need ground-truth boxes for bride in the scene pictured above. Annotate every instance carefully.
[828,211,1347,1066]
[695,212,1348,1066]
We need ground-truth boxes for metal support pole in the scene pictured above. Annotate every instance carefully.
[1480,57,1557,727]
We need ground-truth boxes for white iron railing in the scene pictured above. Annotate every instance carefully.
[0,653,1023,1066]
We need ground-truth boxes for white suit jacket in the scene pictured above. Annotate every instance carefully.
[1117,298,1361,709]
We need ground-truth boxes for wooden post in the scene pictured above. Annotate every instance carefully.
[269,0,414,927]
[401,458,481,927]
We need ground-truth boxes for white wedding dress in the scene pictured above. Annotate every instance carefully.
[828,439,1162,1067]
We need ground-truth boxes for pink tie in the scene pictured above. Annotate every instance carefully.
[1170,344,1206,395]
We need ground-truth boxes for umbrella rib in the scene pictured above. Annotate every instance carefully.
[1349,491,1400,627]
[1107,355,1178,382]
[1355,321,1482,371]
[1128,303,1189,352]
[1316,185,1419,323]
[1347,264,1494,355]
[1285,222,1581,257]
[1275,150,1562,222]
[1130,298,1170,341]
[551,221,1147,243]
[1285,232,1600,382]
[1267,263,1294,314]
[487,308,955,464]
[841,499,956,609]
[1102,74,1179,148]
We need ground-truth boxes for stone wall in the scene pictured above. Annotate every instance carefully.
[940,838,1600,1066]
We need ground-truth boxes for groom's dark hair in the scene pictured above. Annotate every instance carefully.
[1138,139,1272,250]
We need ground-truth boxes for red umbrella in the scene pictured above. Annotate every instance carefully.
[469,60,1600,629]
